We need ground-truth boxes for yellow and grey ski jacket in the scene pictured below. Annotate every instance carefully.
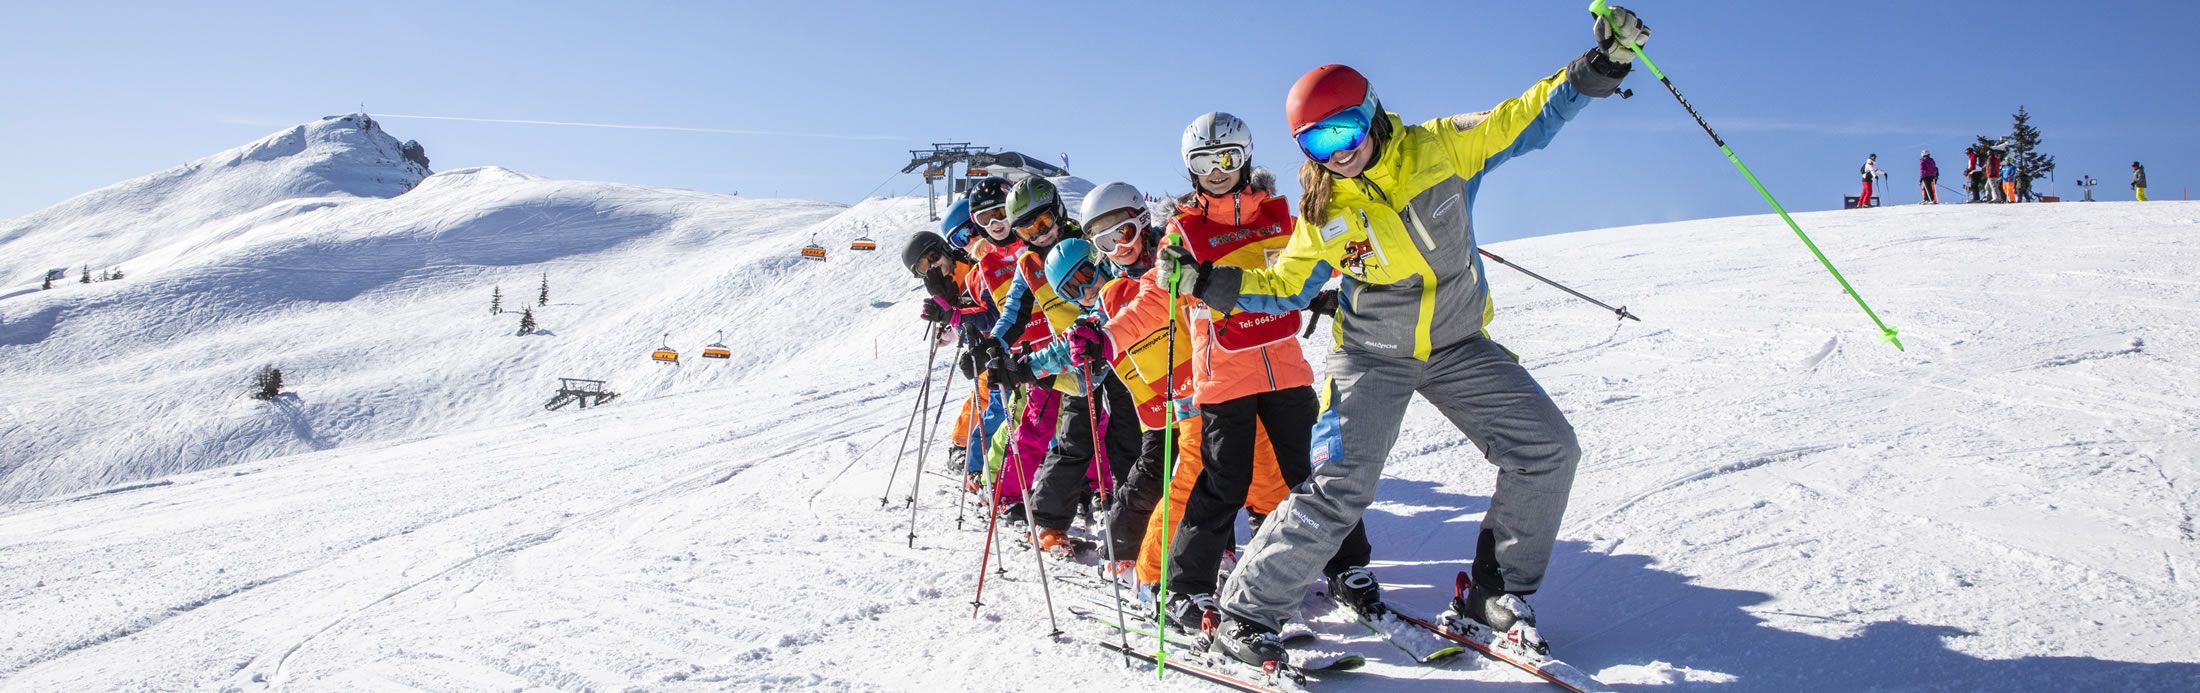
[1206,53,1628,361]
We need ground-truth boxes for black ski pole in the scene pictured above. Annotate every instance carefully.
[1080,364,1134,666]
[1016,443,1065,639]
[954,373,986,530]
[881,322,944,507]
[906,338,962,547]
[1478,248,1640,322]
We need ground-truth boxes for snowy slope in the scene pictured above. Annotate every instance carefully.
[0,117,982,503]
[3,186,2197,691]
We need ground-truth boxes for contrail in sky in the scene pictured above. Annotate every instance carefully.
[373,113,907,141]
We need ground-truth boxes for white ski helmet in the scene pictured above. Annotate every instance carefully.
[1181,112,1253,175]
[1077,181,1145,226]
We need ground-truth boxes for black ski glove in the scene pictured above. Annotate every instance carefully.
[1301,288,1340,338]
[957,348,980,379]
[922,266,961,305]
[920,299,951,324]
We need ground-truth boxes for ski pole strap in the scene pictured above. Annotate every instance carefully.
[1588,0,1902,351]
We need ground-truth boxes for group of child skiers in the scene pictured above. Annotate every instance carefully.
[895,6,1651,669]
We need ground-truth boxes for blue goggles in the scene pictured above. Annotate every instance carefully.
[1294,99,1376,164]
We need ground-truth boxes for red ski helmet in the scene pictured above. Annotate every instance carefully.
[1287,64,1373,135]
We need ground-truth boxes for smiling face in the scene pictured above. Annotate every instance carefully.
[1088,210,1143,265]
[1319,137,1373,178]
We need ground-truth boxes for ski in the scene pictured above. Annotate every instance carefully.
[1092,639,1292,693]
[1314,592,1467,664]
[1054,574,1319,643]
[1390,609,1613,693]
[1069,603,1363,676]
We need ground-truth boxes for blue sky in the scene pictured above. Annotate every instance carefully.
[1,1,2186,241]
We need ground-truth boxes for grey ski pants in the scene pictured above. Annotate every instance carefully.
[1218,335,1580,630]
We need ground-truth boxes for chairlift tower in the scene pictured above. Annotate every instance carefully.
[902,143,991,221]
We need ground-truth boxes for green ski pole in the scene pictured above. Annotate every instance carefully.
[1152,233,1185,677]
[1590,0,1903,350]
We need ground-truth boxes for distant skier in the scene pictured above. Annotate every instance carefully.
[2001,157,2019,203]
[1172,5,1648,667]
[1964,145,1986,203]
[1986,145,2006,203]
[1918,150,1939,205]
[2132,161,2148,202]
[1859,153,1879,208]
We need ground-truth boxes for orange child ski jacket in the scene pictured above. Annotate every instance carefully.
[1167,179,1315,406]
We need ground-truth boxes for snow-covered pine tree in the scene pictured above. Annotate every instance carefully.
[517,306,537,336]
[251,365,284,401]
[537,272,549,307]
[80,264,90,284]
[492,285,503,315]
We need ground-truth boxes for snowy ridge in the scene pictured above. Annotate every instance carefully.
[0,120,966,503]
[1,119,2197,690]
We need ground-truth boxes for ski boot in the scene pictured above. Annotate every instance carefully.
[962,471,984,495]
[1036,527,1077,558]
[1163,592,1216,635]
[1206,610,1289,673]
[1326,566,1390,618]
[997,502,1028,525]
[1444,573,1548,657]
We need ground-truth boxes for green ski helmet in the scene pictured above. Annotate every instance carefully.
[1006,176,1068,247]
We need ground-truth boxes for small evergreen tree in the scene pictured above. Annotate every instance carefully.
[80,264,91,284]
[109,266,123,280]
[491,285,503,315]
[517,306,537,336]
[2007,105,2054,200]
[537,272,550,307]
[251,364,284,400]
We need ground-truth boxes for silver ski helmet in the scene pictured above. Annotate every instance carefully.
[1181,112,1254,179]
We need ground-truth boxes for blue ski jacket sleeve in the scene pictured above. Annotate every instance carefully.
[988,270,1035,351]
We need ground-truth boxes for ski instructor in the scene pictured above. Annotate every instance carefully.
[1164,6,1650,666]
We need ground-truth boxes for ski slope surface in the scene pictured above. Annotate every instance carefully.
[2,120,2198,691]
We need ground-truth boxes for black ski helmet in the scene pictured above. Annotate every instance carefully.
[901,231,952,278]
[967,176,1012,215]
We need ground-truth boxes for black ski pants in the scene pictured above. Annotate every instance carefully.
[1168,385,1371,596]
[1105,428,1172,560]
[1030,369,1140,531]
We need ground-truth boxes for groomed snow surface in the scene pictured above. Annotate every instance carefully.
[3,120,2198,691]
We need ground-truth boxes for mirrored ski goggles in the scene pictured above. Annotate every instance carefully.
[1090,216,1144,254]
[1295,101,1375,163]
[1185,145,1248,176]
[1013,210,1059,243]
[1057,259,1102,298]
[945,223,974,248]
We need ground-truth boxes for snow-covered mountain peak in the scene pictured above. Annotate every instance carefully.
[0,114,433,285]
